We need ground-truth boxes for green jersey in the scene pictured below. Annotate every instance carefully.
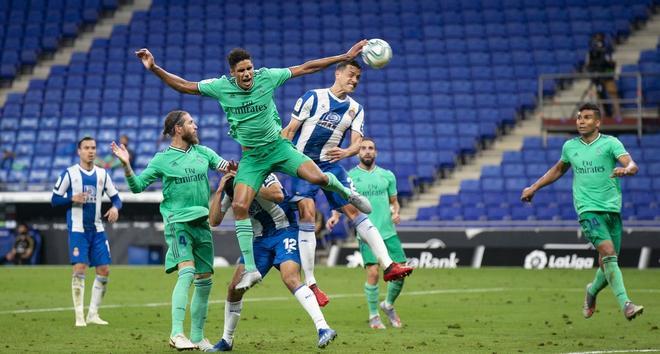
[127,144,225,226]
[197,67,292,148]
[560,134,629,215]
[348,165,398,239]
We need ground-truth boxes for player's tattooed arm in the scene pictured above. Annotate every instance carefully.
[288,40,368,78]
[612,154,638,177]
[521,160,570,202]
[135,48,200,95]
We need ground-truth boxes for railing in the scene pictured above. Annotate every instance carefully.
[538,72,643,139]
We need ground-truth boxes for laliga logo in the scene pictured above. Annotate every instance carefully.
[524,250,594,270]
[524,250,548,269]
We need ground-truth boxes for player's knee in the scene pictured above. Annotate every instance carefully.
[283,274,301,291]
[231,200,249,216]
[96,266,110,277]
[73,263,87,274]
[301,209,315,223]
[309,173,328,186]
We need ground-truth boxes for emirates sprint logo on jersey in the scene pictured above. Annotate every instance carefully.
[524,250,594,270]
[225,100,267,115]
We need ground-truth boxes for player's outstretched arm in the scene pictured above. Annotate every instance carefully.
[209,171,236,227]
[288,40,367,78]
[611,154,638,177]
[135,48,200,95]
[111,141,159,193]
[521,160,570,202]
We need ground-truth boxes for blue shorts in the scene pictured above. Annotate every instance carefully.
[239,227,301,278]
[291,162,352,210]
[69,230,111,266]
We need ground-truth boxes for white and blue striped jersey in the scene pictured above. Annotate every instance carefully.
[291,88,364,163]
[52,165,120,233]
[221,174,297,237]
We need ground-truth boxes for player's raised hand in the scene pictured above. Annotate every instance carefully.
[110,141,131,166]
[104,207,119,223]
[135,48,155,70]
[216,170,237,193]
[346,39,368,59]
[520,187,536,203]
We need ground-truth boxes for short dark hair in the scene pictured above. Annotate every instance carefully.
[578,103,601,119]
[227,48,251,69]
[77,136,95,148]
[162,110,188,137]
[361,137,376,149]
[336,59,361,71]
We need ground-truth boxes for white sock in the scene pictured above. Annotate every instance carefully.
[298,223,317,286]
[294,285,329,330]
[222,300,242,344]
[88,276,108,316]
[71,273,85,320]
[354,214,393,268]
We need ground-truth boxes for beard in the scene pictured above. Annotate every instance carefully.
[360,157,374,167]
[182,131,199,145]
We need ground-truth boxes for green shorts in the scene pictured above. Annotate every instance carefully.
[235,136,311,193]
[359,235,407,266]
[578,211,622,252]
[164,217,214,274]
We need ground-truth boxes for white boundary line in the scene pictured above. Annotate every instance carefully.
[0,288,508,315]
[2,287,658,315]
[564,350,660,354]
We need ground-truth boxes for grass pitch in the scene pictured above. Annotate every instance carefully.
[1,266,659,353]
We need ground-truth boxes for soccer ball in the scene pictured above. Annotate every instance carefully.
[361,39,392,69]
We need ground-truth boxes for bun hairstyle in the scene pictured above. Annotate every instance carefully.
[162,110,187,137]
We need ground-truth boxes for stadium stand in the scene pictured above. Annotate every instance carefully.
[0,0,658,223]
[0,0,119,83]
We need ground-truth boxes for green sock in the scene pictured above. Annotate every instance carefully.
[588,268,608,297]
[602,256,630,310]
[236,219,257,272]
[171,267,195,337]
[322,172,350,199]
[190,277,213,343]
[386,279,404,306]
[364,283,379,317]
